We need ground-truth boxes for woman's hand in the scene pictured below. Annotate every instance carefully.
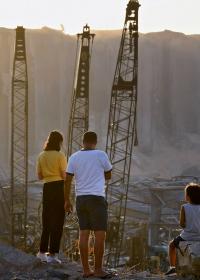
[60,170,66,180]
[64,200,73,214]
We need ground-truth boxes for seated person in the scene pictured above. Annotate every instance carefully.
[165,183,200,276]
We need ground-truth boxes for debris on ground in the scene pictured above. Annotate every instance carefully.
[0,242,196,280]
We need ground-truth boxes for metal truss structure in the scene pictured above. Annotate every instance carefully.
[11,26,28,248]
[64,25,95,260]
[67,25,95,158]
[106,0,140,267]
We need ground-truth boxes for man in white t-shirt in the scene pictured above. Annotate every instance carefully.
[64,131,112,278]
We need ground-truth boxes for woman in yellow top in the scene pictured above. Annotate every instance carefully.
[36,130,67,264]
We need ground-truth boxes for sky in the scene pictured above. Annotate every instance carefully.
[0,0,199,35]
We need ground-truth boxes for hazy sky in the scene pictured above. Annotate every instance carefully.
[0,0,199,34]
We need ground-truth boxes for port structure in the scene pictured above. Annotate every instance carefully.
[106,0,140,267]
[11,26,29,249]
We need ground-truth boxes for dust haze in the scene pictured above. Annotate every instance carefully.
[0,27,200,180]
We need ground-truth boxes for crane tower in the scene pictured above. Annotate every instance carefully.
[64,25,95,257]
[67,25,95,158]
[106,0,140,266]
[11,26,29,248]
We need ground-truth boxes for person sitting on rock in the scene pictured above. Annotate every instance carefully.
[165,183,200,276]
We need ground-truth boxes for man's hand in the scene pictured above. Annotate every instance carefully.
[104,170,112,181]
[64,199,73,214]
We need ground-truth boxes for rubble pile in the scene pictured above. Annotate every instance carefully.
[0,242,195,280]
[0,241,83,280]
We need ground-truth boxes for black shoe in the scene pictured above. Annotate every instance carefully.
[165,267,176,276]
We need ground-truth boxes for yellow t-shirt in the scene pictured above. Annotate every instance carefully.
[37,151,67,183]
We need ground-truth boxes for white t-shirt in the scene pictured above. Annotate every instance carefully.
[66,149,112,197]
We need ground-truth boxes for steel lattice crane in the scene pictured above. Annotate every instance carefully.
[64,25,95,257]
[11,26,29,248]
[106,0,140,267]
[67,25,95,158]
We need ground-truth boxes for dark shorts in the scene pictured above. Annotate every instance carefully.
[76,195,108,231]
[172,235,185,248]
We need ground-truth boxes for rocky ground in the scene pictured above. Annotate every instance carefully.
[0,241,80,280]
[0,242,195,280]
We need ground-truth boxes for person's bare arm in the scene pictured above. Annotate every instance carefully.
[180,205,185,228]
[37,159,43,180]
[38,172,43,180]
[60,171,66,180]
[60,154,67,180]
[64,173,73,213]
[104,170,112,181]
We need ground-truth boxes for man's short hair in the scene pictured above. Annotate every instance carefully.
[83,131,97,144]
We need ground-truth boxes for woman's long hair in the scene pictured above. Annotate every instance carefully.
[43,130,63,152]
